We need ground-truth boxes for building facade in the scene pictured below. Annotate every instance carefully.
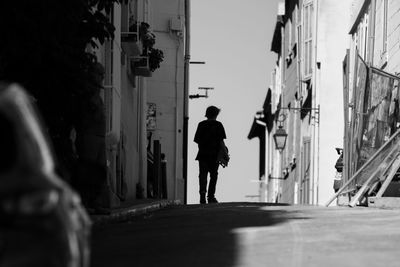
[339,0,400,202]
[259,0,351,204]
[92,0,188,206]
[147,0,186,201]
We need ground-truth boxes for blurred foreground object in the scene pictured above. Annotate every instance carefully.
[0,84,91,267]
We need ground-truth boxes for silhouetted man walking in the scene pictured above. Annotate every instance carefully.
[194,106,226,204]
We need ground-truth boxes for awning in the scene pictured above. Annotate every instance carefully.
[284,0,297,23]
[270,16,283,55]
[301,81,312,120]
[262,88,274,133]
[247,117,266,140]
[274,95,282,121]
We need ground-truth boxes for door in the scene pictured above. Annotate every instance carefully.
[300,138,311,204]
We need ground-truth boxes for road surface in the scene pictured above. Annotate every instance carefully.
[91,202,400,267]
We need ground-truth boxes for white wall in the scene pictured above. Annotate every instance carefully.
[316,0,352,205]
[147,0,186,201]
[386,0,400,73]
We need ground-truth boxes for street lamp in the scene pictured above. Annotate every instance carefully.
[272,106,320,151]
[273,113,288,151]
[189,61,206,64]
[273,126,288,151]
[189,87,214,99]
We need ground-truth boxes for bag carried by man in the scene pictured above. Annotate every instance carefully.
[217,142,230,168]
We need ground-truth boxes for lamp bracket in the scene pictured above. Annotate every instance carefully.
[268,175,287,180]
[279,107,320,111]
[276,113,287,127]
[277,105,320,125]
[189,87,215,99]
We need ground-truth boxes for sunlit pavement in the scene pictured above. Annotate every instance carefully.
[91,203,400,267]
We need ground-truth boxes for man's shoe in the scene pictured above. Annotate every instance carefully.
[200,194,206,204]
[207,197,218,203]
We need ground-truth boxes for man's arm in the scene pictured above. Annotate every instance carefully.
[194,123,202,144]
[219,122,227,140]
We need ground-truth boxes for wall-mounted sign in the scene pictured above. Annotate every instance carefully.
[147,103,156,131]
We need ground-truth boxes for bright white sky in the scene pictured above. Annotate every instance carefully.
[187,0,281,204]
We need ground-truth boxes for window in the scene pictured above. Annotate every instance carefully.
[297,5,302,85]
[288,19,292,51]
[104,11,114,134]
[366,13,369,59]
[130,0,138,23]
[291,6,297,50]
[382,0,388,54]
[304,2,313,77]
[144,0,150,22]
[104,86,113,133]
[360,13,368,60]
[359,25,363,57]
[105,11,114,87]
[121,0,138,33]
[297,4,302,92]
[358,22,365,59]
[300,138,311,204]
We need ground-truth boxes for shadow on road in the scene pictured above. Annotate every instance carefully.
[91,202,309,267]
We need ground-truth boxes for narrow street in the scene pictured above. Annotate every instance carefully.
[91,203,400,267]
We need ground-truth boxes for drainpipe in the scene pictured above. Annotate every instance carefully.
[311,0,320,205]
[175,41,180,200]
[260,127,266,202]
[183,0,190,204]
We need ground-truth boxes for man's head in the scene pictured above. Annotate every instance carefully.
[205,106,220,119]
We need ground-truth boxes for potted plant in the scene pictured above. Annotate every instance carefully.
[148,48,164,72]
[133,22,164,74]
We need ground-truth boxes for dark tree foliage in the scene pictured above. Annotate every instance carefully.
[0,0,126,177]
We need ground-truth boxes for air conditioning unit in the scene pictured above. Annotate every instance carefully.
[130,56,151,77]
[121,32,138,43]
[121,22,139,43]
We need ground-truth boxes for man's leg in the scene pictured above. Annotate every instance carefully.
[198,161,208,204]
[207,160,219,203]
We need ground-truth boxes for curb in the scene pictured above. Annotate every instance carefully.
[91,199,181,226]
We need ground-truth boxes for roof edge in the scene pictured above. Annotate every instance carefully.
[349,0,371,34]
